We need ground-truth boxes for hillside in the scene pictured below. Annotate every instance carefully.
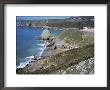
[59,29,94,47]
[16,16,94,29]
[18,44,94,74]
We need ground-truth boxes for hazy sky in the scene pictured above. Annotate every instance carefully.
[16,16,72,20]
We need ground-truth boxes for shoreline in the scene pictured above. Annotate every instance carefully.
[16,47,69,69]
[16,27,64,69]
[16,44,94,74]
[16,41,47,69]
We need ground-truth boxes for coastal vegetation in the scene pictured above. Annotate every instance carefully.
[16,16,94,74]
[59,29,94,47]
[21,44,94,74]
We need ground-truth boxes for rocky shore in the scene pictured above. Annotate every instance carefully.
[16,44,94,74]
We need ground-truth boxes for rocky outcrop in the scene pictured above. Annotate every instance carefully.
[52,57,94,74]
[41,29,51,40]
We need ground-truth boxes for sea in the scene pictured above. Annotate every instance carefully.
[16,26,63,68]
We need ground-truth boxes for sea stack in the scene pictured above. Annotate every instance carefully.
[41,26,51,40]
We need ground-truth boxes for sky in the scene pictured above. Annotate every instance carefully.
[16,16,72,20]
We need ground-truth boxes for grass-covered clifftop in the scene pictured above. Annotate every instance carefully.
[59,29,94,47]
[22,44,94,74]
[59,29,82,44]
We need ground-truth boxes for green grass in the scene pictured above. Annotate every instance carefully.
[59,29,94,47]
[59,29,82,44]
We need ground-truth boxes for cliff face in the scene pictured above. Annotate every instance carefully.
[16,20,31,27]
[41,29,51,39]
[16,20,46,27]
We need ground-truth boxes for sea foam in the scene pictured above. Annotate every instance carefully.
[16,55,35,69]
[17,42,47,69]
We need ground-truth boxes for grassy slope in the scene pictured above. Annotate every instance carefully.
[59,29,94,47]
[59,29,82,44]
[24,44,94,74]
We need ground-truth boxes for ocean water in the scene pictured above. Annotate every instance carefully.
[16,26,63,68]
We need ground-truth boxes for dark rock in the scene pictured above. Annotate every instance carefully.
[16,68,23,74]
